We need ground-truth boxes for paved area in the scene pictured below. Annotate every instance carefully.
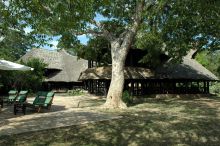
[0,94,121,136]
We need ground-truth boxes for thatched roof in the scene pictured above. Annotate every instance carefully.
[21,48,63,70]
[78,66,154,80]
[156,49,219,81]
[21,48,88,82]
[79,50,218,81]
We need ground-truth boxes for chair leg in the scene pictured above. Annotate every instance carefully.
[0,101,3,108]
[14,104,17,115]
[48,105,51,110]
[22,104,26,115]
[37,107,41,113]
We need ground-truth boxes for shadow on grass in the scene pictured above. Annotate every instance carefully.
[1,111,220,146]
[78,99,106,108]
[0,100,220,146]
[1,95,220,146]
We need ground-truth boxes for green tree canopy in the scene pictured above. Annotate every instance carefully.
[76,37,111,65]
[0,1,36,61]
[196,50,220,78]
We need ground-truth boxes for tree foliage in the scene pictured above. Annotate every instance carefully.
[8,0,219,60]
[0,1,36,61]
[77,37,111,65]
[196,50,220,78]
[136,0,219,61]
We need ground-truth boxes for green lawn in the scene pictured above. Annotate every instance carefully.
[1,95,220,146]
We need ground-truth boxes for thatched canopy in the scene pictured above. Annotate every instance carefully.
[21,48,63,70]
[21,48,88,82]
[79,49,218,81]
[156,53,219,81]
[78,66,154,80]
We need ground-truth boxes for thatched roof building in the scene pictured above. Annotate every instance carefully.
[21,48,88,83]
[79,49,218,95]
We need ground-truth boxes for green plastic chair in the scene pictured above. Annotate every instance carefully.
[8,90,18,104]
[43,92,54,108]
[16,90,28,103]
[26,91,55,112]
[14,90,28,115]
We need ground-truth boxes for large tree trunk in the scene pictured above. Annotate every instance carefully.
[103,1,144,109]
[103,41,129,109]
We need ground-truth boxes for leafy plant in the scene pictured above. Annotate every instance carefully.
[68,89,85,96]
[210,82,220,95]
[196,50,220,78]
[122,90,133,105]
[0,58,47,93]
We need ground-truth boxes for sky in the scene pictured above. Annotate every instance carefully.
[25,27,90,50]
[42,35,89,50]
[24,13,107,50]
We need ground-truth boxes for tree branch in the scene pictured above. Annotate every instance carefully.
[89,19,102,28]
[73,29,103,36]
[89,19,116,41]
[120,0,145,49]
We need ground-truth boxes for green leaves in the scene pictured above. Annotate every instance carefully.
[75,36,111,65]
[6,0,220,62]
[196,50,220,78]
[0,1,36,61]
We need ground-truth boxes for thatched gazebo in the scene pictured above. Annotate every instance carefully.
[79,50,219,96]
[21,48,88,91]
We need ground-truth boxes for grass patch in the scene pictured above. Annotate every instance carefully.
[1,95,220,146]
[67,89,86,96]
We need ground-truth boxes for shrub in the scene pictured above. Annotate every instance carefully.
[122,90,133,105]
[68,89,85,96]
[0,58,47,93]
[210,82,220,95]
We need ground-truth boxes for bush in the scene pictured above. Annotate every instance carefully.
[122,90,133,105]
[210,82,220,95]
[68,89,85,96]
[0,58,47,93]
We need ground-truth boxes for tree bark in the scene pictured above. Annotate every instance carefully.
[103,41,128,109]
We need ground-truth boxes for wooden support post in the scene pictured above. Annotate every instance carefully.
[97,80,99,94]
[92,80,94,93]
[104,82,107,96]
[131,81,134,96]
[207,81,210,94]
[141,81,144,95]
[203,81,207,94]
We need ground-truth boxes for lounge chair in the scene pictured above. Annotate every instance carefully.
[8,90,18,104]
[26,91,55,113]
[15,91,28,103]
[14,90,28,115]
